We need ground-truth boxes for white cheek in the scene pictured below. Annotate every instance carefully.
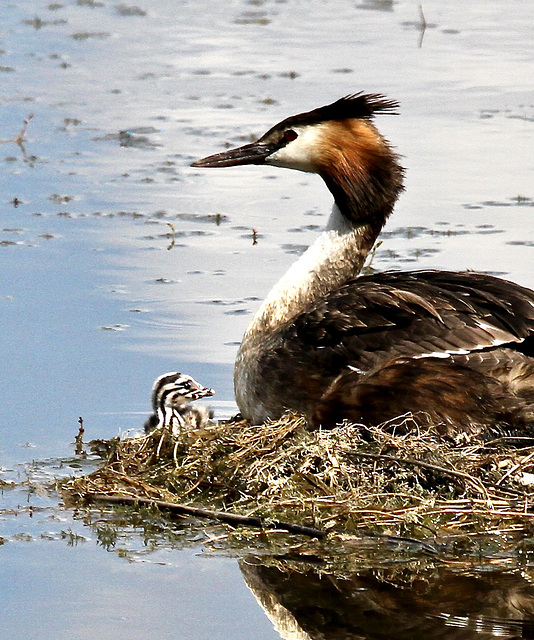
[267,126,324,173]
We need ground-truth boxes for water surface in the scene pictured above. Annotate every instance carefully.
[1,0,533,638]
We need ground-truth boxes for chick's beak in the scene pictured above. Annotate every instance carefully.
[192,386,215,400]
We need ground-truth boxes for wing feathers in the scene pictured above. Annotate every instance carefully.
[292,270,534,371]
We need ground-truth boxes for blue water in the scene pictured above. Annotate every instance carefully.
[1,0,533,638]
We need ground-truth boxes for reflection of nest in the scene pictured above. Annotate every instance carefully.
[239,554,534,640]
[64,413,534,538]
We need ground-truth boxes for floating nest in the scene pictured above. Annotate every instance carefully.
[64,412,534,541]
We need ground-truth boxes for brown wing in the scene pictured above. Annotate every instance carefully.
[289,269,534,374]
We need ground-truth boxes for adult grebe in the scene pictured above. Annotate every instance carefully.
[192,94,534,433]
[144,372,214,435]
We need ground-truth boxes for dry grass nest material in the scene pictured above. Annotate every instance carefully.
[65,413,534,538]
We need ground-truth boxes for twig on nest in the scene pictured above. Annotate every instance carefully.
[347,450,488,497]
[85,492,327,539]
[496,450,534,486]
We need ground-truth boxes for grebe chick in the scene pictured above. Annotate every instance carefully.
[144,372,214,435]
[192,94,534,433]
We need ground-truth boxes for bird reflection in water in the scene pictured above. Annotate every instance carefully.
[240,553,534,640]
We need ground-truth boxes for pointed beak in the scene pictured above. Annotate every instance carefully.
[191,141,277,168]
[192,386,215,400]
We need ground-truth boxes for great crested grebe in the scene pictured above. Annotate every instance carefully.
[192,94,534,434]
[144,372,214,435]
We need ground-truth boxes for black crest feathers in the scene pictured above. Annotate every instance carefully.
[276,93,399,131]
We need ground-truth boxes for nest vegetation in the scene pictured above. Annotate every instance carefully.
[64,411,534,540]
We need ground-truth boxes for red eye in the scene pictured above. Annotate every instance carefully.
[283,129,298,142]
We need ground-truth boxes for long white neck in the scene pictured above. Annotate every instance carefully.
[243,204,375,339]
